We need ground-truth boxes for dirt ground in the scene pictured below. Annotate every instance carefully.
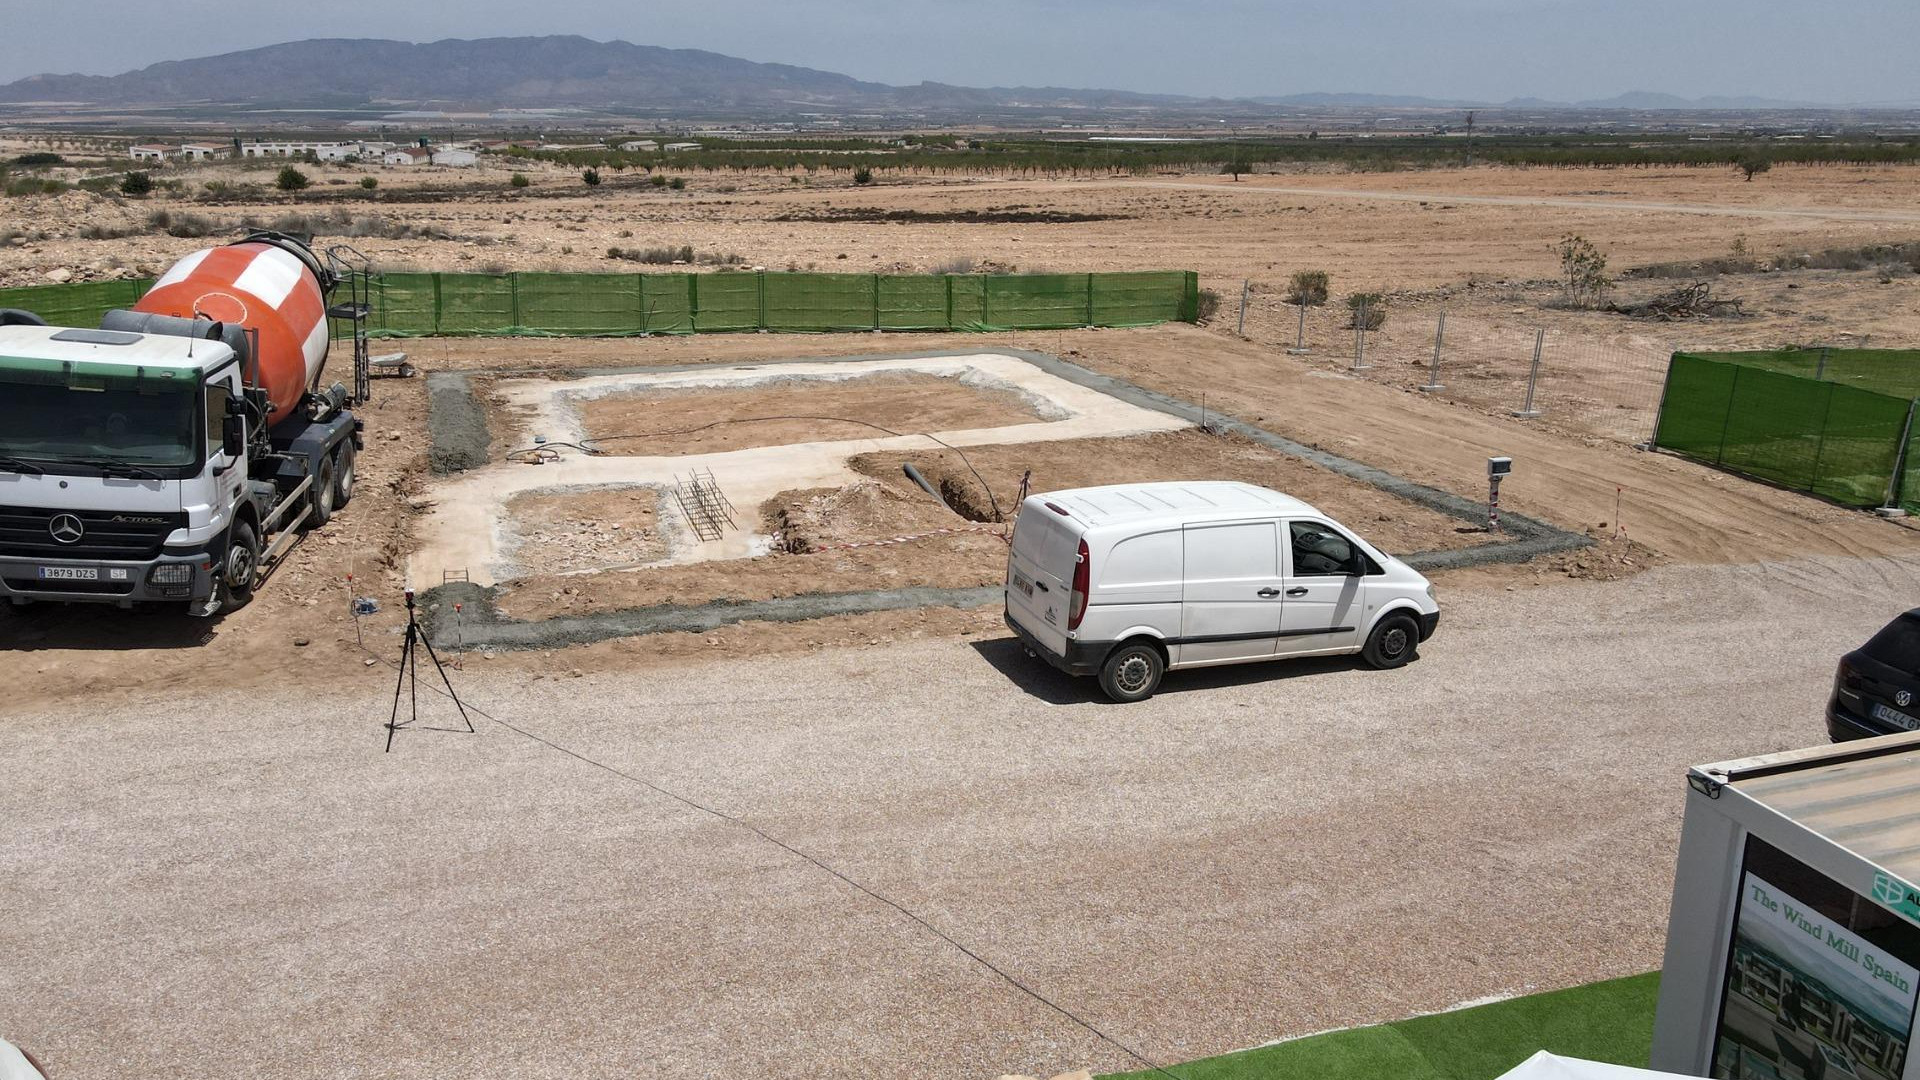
[501,485,669,576]
[2,160,1917,712]
[494,427,1490,621]
[575,372,1049,455]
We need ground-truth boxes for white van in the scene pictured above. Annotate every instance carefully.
[1003,481,1439,702]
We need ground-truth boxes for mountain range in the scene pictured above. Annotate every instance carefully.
[0,36,1843,115]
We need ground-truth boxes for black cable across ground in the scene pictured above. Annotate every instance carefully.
[361,639,1185,1079]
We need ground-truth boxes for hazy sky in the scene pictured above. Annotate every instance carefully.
[3,0,1916,104]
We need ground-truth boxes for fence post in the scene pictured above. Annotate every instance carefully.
[1512,328,1545,418]
[1087,272,1097,328]
[1808,382,1838,495]
[1420,310,1446,392]
[1236,279,1249,336]
[688,273,700,332]
[1644,357,1676,450]
[1884,397,1919,515]
[1288,301,1308,354]
[509,272,521,331]
[945,275,955,330]
[873,273,882,331]
[431,273,443,336]
[756,271,767,330]
[1352,298,1370,371]
[1816,346,1830,382]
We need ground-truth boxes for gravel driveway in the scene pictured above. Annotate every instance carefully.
[5,555,1916,1080]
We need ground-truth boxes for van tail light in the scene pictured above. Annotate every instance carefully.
[1068,538,1090,631]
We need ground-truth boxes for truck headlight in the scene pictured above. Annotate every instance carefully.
[1425,583,1436,601]
[149,564,194,585]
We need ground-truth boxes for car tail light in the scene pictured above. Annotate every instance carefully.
[1068,538,1090,631]
[1840,661,1862,691]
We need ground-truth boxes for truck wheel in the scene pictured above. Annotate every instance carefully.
[306,452,337,529]
[1098,642,1164,703]
[333,441,356,508]
[218,520,260,609]
[1362,613,1420,670]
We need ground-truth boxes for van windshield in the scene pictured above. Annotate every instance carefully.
[0,366,199,470]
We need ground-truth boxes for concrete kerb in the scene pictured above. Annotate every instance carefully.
[420,348,1590,649]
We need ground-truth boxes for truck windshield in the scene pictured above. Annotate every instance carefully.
[0,369,199,469]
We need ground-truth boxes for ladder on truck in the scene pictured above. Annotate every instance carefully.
[324,244,376,405]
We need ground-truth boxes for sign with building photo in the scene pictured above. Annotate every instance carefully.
[1713,870,1920,1080]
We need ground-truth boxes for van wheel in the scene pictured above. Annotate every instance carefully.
[333,441,356,508]
[306,453,337,529]
[1099,642,1165,703]
[217,520,260,610]
[1363,613,1420,669]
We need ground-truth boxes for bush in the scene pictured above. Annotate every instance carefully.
[1735,152,1773,182]
[510,173,530,188]
[146,209,218,238]
[1196,288,1221,321]
[119,170,154,196]
[1553,234,1611,307]
[1285,270,1330,307]
[853,166,874,185]
[359,176,378,190]
[607,244,695,265]
[1345,292,1387,329]
[14,152,63,166]
[668,176,686,190]
[275,166,310,192]
[649,173,668,187]
[582,168,601,186]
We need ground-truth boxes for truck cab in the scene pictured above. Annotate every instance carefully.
[0,320,356,615]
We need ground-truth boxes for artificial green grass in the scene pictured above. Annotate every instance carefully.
[1101,971,1661,1080]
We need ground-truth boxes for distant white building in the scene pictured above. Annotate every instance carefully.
[662,142,701,152]
[383,147,433,167]
[177,143,228,161]
[618,139,659,152]
[240,140,392,161]
[429,148,478,167]
[128,144,175,162]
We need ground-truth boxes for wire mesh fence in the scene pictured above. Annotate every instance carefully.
[1233,283,1675,446]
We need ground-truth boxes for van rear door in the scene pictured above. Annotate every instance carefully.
[1005,497,1080,655]
[1179,520,1284,664]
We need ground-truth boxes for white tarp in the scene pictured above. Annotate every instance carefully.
[1495,1050,1701,1080]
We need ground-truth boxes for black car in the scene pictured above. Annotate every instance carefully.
[1829,608,1920,741]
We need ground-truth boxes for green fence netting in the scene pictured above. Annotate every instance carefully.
[0,269,1198,338]
[1653,351,1920,512]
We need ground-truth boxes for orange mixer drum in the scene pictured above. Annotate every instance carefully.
[135,241,329,425]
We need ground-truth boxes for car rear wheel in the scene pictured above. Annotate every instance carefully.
[1362,612,1420,669]
[1099,642,1165,703]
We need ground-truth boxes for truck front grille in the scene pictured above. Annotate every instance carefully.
[0,506,187,561]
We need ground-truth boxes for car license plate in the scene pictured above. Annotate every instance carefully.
[1013,569,1034,598]
[38,566,98,581]
[1872,702,1920,732]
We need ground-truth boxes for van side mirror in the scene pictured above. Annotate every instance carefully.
[222,414,245,458]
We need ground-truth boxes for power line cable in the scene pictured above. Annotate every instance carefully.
[355,636,1184,1079]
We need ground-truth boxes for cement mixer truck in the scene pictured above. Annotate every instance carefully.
[0,231,373,616]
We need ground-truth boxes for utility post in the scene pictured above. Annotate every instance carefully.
[1420,310,1446,392]
[1352,297,1370,371]
[1236,279,1250,337]
[1513,328,1545,418]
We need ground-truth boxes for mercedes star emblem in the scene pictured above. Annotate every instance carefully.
[48,514,84,544]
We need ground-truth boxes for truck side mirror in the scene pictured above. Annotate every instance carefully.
[222,414,245,458]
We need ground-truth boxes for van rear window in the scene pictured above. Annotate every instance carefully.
[1863,614,1920,671]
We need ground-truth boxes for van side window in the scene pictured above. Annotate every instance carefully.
[1102,530,1182,587]
[205,381,232,457]
[1290,520,1359,576]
